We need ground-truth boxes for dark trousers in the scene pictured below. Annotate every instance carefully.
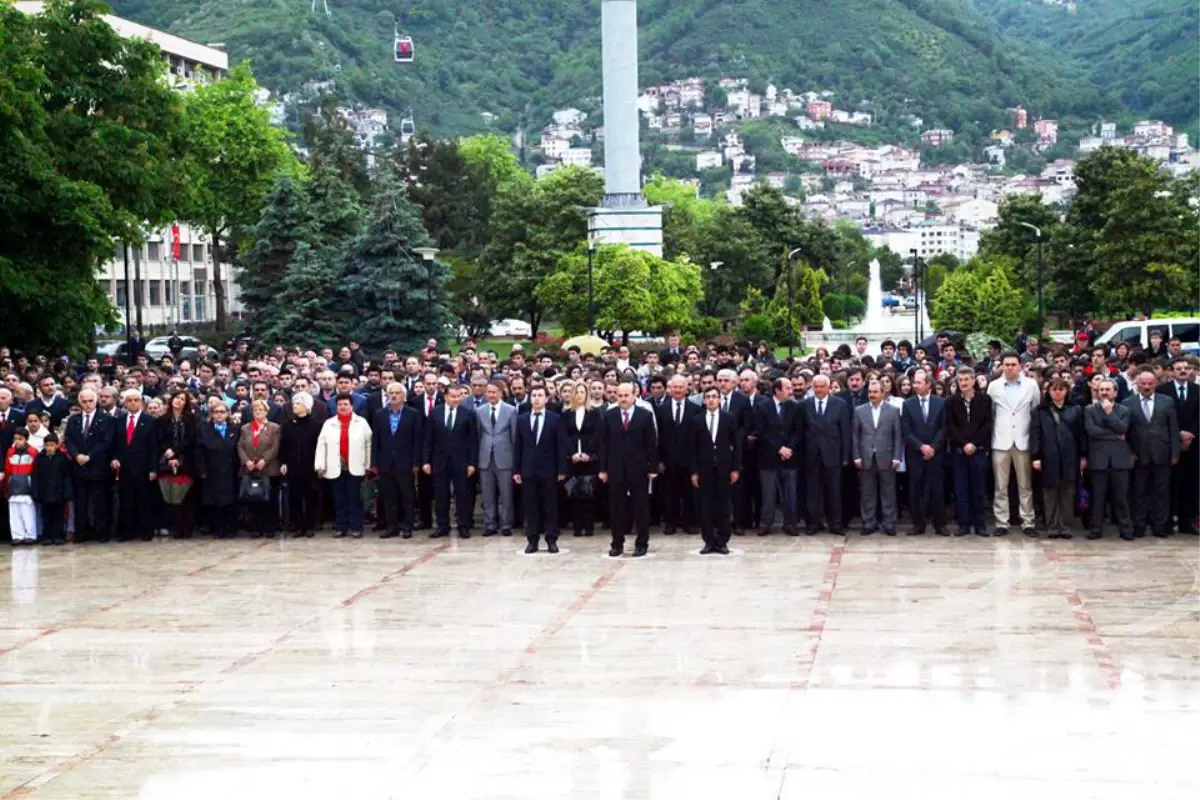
[378,469,417,533]
[661,465,695,531]
[840,463,860,524]
[73,478,110,541]
[244,478,280,535]
[759,468,798,529]
[40,502,66,543]
[330,473,364,533]
[1169,452,1198,532]
[696,469,733,547]
[1132,463,1171,535]
[287,473,318,533]
[908,452,946,530]
[434,465,471,533]
[1043,481,1076,534]
[166,493,196,537]
[210,503,237,538]
[609,476,650,550]
[735,462,761,530]
[952,450,989,531]
[1089,469,1132,536]
[805,463,843,533]
[523,475,559,542]
[117,474,154,540]
[416,470,434,529]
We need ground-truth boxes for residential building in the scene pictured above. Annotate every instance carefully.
[1009,106,1028,129]
[553,108,587,126]
[1099,121,1117,140]
[1133,120,1172,139]
[807,100,832,121]
[920,129,954,147]
[795,116,824,131]
[1078,136,1103,154]
[1034,119,1058,144]
[695,151,723,171]
[693,113,713,138]
[560,147,593,168]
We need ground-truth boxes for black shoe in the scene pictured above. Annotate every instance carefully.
[524,541,538,554]
[993,527,1008,537]
[1086,531,1102,540]
[1023,527,1039,538]
[663,527,676,535]
[1120,532,1135,541]
[758,527,772,536]
[372,522,387,532]
[290,531,306,539]
[608,546,623,557]
[547,541,559,554]
[306,531,315,538]
[402,531,413,539]
[483,530,498,537]
[976,529,991,537]
[782,526,799,536]
[700,545,716,554]
[861,527,876,536]
[350,531,363,539]
[501,529,513,537]
[572,530,582,537]
[380,531,398,539]
[458,530,470,539]
[934,528,949,536]
[805,529,820,536]
[1060,532,1072,540]
[333,530,347,538]
[955,528,970,537]
[714,545,730,555]
[431,531,447,539]
[909,526,926,536]
[884,529,896,536]
[633,545,648,557]
[1153,531,1171,538]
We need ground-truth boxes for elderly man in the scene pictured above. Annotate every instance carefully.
[1124,369,1179,538]
[476,380,517,537]
[65,389,116,543]
[853,380,903,535]
[798,374,850,536]
[656,375,701,535]
[110,388,156,542]
[371,383,423,539]
[598,383,658,557]
[1084,379,1135,540]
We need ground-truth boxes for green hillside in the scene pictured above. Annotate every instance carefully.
[973,0,1199,132]
[108,0,1130,137]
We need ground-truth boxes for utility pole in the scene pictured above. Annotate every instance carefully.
[787,247,803,357]
[1018,221,1044,333]
[122,243,133,365]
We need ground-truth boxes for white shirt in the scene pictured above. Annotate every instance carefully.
[871,403,882,428]
[1139,393,1155,419]
[1177,382,1190,402]
[707,411,718,443]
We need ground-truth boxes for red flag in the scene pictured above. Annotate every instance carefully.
[171,224,181,260]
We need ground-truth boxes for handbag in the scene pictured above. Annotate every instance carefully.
[158,477,193,506]
[565,474,596,499]
[1075,483,1090,516]
[239,474,269,503]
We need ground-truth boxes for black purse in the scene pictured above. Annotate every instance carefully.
[565,475,596,499]
[239,474,269,503]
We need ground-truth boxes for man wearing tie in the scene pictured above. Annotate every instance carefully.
[422,384,477,539]
[853,380,903,535]
[65,389,116,543]
[690,387,742,554]
[1084,379,1135,540]
[410,372,442,530]
[901,369,948,536]
[513,386,568,553]
[476,381,517,537]
[1157,356,1198,535]
[751,377,801,535]
[598,383,658,557]
[1125,369,1179,538]
[110,388,156,542]
[798,375,851,535]
[655,376,701,535]
[371,383,423,539]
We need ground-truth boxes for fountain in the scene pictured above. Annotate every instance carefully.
[857,258,890,332]
[822,316,834,333]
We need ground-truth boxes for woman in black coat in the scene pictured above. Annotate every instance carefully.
[155,390,199,538]
[1031,378,1086,540]
[195,402,241,538]
[280,392,322,538]
[562,383,600,537]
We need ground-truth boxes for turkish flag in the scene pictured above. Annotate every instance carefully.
[171,224,181,260]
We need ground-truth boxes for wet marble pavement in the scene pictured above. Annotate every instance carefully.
[0,533,1197,799]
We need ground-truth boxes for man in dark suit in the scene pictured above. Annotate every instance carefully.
[839,368,870,526]
[409,373,443,529]
[65,388,116,543]
[655,375,702,534]
[371,383,423,538]
[659,333,684,366]
[751,377,801,535]
[716,369,752,534]
[26,376,71,428]
[1158,357,1198,534]
[513,386,568,553]
[598,382,658,557]
[109,389,156,541]
[1125,369,1179,538]
[901,369,949,535]
[690,387,742,554]
[798,374,850,535]
[1084,379,1135,540]
[422,384,477,538]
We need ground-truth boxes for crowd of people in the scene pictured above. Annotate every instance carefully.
[0,326,1196,557]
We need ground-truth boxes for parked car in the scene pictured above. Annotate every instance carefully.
[1096,317,1199,355]
[882,294,900,308]
[488,319,533,338]
[145,335,207,361]
[902,296,917,309]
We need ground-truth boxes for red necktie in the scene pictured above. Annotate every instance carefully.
[126,414,135,446]
[622,410,630,431]
[427,396,434,416]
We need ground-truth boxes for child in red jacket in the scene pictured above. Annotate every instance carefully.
[3,428,38,545]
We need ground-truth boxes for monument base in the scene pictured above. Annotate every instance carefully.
[588,205,664,257]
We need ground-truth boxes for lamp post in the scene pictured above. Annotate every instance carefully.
[413,246,440,333]
[587,243,597,334]
[787,247,803,357]
[909,248,922,344]
[1017,221,1044,333]
[707,260,723,317]
[122,242,133,365]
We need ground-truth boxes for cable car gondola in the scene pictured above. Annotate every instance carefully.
[394,26,414,63]
[400,116,415,137]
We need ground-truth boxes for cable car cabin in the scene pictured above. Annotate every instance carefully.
[394,36,414,63]
[400,118,415,136]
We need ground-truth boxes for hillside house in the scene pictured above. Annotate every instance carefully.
[695,151,723,171]
[920,129,954,147]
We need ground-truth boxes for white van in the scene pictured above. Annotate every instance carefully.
[1096,317,1200,355]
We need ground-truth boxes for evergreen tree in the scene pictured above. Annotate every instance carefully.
[238,175,315,333]
[264,242,344,349]
[339,174,448,354]
[308,161,364,259]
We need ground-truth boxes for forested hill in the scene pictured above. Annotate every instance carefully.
[973,0,1199,133]
[110,0,1146,137]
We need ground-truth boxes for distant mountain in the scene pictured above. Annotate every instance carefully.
[973,0,1199,133]
[109,0,1142,138]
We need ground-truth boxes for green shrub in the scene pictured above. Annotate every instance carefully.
[831,319,849,330]
[685,315,723,340]
[842,294,867,321]
[738,314,775,343]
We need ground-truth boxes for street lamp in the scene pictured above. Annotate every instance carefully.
[909,249,923,344]
[412,246,440,331]
[787,247,804,357]
[587,243,597,334]
[707,261,723,317]
[1017,221,1044,333]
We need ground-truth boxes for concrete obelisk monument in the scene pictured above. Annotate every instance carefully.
[589,0,663,256]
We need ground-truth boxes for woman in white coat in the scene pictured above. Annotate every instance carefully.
[314,393,372,538]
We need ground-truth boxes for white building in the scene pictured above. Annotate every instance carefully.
[693,113,713,138]
[695,151,723,171]
[560,147,593,168]
[863,223,980,262]
[16,1,235,327]
[553,108,587,126]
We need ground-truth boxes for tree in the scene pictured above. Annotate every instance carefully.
[301,95,371,201]
[264,243,344,348]
[238,175,315,333]
[339,174,449,354]
[395,135,491,256]
[537,245,702,340]
[930,259,1032,337]
[768,257,827,344]
[478,166,603,337]
[978,193,1060,285]
[180,62,296,330]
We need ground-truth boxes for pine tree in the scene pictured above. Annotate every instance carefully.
[238,174,315,335]
[339,173,449,354]
[264,242,344,349]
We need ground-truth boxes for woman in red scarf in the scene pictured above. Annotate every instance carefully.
[237,399,281,537]
[314,393,373,537]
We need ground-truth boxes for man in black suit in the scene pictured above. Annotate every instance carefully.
[901,369,949,535]
[1158,357,1198,534]
[1084,379,1135,540]
[798,374,851,535]
[598,382,658,557]
[372,383,423,539]
[751,377,801,535]
[25,375,71,428]
[362,364,391,425]
[732,368,762,532]
[839,368,869,525]
[513,386,568,554]
[409,373,443,530]
[656,375,701,534]
[65,388,116,543]
[109,388,156,541]
[422,383,477,538]
[659,333,684,366]
[1125,369,1179,538]
[690,387,742,554]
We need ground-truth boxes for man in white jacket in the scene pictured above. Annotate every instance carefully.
[315,393,373,538]
[986,352,1040,535]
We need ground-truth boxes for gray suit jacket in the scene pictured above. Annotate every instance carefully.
[1123,393,1180,466]
[476,402,517,470]
[1084,402,1134,471]
[852,402,903,469]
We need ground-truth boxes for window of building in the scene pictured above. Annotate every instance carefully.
[115,280,127,308]
[193,243,205,263]
[149,280,161,306]
[165,280,174,305]
[148,242,161,261]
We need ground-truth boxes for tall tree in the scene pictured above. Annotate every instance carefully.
[978,193,1061,287]
[264,243,344,349]
[180,62,296,330]
[395,135,491,256]
[339,174,449,354]
[238,175,315,332]
[301,94,371,201]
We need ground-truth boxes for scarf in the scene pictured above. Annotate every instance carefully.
[251,420,263,447]
[338,410,352,465]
